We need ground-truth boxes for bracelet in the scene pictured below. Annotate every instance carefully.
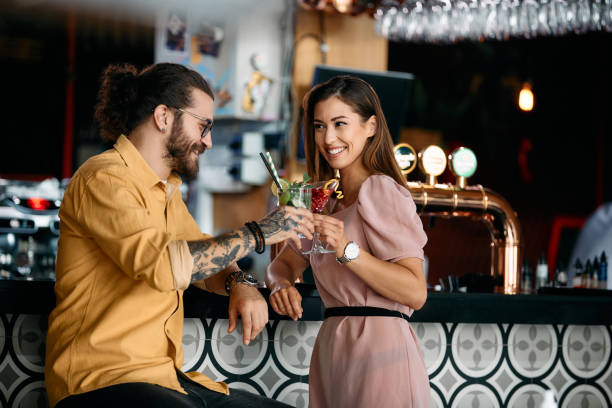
[249,221,266,253]
[244,222,261,252]
[245,222,265,254]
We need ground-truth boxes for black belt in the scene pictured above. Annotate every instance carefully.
[324,306,409,322]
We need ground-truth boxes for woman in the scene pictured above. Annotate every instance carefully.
[266,76,430,407]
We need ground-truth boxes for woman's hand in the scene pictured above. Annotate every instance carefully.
[269,285,303,321]
[314,214,349,258]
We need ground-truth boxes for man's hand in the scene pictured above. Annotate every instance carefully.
[258,206,314,249]
[187,206,314,283]
[228,284,269,345]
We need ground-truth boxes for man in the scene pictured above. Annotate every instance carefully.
[45,63,313,408]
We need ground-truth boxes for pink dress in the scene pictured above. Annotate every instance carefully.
[270,175,430,408]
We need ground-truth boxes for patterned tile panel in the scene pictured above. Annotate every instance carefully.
[506,384,550,407]
[210,319,269,375]
[275,381,309,408]
[562,325,611,379]
[273,320,320,377]
[251,358,291,397]
[451,384,500,408]
[1,314,48,408]
[414,322,448,376]
[507,324,558,378]
[2,315,612,407]
[430,360,467,404]
[542,360,576,401]
[595,354,612,403]
[561,384,608,408]
[451,323,503,378]
[488,360,522,402]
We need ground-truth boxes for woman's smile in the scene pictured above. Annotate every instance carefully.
[326,146,347,157]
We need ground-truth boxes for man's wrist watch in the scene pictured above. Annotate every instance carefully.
[336,241,360,264]
[225,270,258,295]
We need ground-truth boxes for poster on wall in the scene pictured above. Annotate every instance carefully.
[163,11,188,56]
[241,53,273,117]
[193,22,224,58]
[154,2,283,120]
[155,8,235,116]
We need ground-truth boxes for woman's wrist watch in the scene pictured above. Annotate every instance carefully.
[336,241,360,264]
[225,270,258,295]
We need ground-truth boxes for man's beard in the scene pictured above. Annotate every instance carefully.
[164,117,204,181]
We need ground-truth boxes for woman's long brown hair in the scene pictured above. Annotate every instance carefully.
[302,75,407,188]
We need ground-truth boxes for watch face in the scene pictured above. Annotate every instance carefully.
[345,242,360,260]
[243,272,258,285]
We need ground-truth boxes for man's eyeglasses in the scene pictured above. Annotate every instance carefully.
[173,107,213,139]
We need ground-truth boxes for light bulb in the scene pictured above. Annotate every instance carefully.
[518,83,534,112]
[333,0,353,13]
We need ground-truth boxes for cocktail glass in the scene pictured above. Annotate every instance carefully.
[277,185,312,238]
[277,186,312,209]
[303,180,339,255]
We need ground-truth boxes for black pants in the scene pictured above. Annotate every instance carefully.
[55,373,291,408]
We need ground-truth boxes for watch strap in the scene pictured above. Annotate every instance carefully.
[336,255,350,264]
[225,270,258,294]
[336,241,358,264]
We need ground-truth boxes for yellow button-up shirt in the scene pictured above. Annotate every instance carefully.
[45,135,228,407]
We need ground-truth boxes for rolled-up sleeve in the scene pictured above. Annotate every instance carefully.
[168,240,194,290]
[77,170,175,292]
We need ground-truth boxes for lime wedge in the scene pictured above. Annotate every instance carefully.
[279,191,291,205]
[270,178,290,197]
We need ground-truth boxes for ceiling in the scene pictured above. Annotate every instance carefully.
[6,0,289,26]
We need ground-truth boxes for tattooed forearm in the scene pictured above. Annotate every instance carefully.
[187,207,303,282]
[258,209,300,239]
[188,227,255,281]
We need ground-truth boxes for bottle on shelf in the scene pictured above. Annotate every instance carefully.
[554,261,568,287]
[536,253,549,291]
[521,260,533,294]
[573,259,584,288]
[592,257,600,289]
[601,251,609,290]
[584,259,592,289]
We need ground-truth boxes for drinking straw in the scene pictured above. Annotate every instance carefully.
[259,152,283,193]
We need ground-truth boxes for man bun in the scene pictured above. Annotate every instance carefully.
[94,63,139,142]
[93,62,214,142]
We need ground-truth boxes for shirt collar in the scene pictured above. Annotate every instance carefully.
[114,134,183,191]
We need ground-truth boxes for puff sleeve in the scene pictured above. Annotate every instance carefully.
[356,175,427,262]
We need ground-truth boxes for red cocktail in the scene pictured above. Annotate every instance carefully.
[303,179,339,255]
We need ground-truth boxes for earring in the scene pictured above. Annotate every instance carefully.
[161,128,166,133]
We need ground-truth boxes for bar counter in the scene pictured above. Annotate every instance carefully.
[2,280,612,407]
[3,279,612,324]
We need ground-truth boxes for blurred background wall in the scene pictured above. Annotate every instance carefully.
[0,0,610,284]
